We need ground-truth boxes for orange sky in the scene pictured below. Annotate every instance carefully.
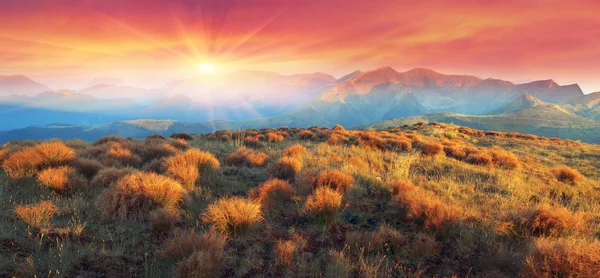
[1,0,599,92]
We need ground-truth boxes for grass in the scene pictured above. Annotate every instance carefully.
[1,123,600,277]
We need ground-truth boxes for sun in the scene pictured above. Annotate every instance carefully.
[196,63,216,74]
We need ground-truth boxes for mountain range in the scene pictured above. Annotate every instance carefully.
[1,67,599,143]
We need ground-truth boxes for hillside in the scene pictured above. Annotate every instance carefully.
[1,123,599,277]
[367,105,600,143]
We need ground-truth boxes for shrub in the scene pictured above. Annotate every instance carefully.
[282,144,307,157]
[167,165,199,190]
[177,247,225,278]
[389,179,415,196]
[202,197,263,237]
[387,138,412,152]
[250,179,295,212]
[275,239,297,268]
[131,141,178,162]
[522,238,600,278]
[227,147,269,167]
[156,229,225,264]
[170,133,194,141]
[305,186,343,226]
[150,208,181,233]
[90,167,133,188]
[93,136,127,146]
[108,143,133,161]
[397,188,462,230]
[267,132,285,143]
[552,166,585,185]
[97,172,185,221]
[2,141,76,179]
[312,170,354,193]
[14,200,58,228]
[418,141,443,157]
[37,166,85,193]
[267,157,303,180]
[74,157,104,179]
[507,205,584,237]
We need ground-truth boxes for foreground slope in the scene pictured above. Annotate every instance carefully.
[1,123,599,277]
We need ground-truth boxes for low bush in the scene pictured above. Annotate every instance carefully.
[506,205,584,237]
[170,133,194,141]
[389,179,415,196]
[418,141,443,157]
[267,132,285,143]
[2,141,76,179]
[90,167,133,188]
[282,144,307,157]
[74,157,104,179]
[156,229,225,264]
[397,188,462,230]
[37,166,85,193]
[150,208,182,233]
[250,179,295,213]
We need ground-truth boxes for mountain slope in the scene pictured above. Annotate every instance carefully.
[491,94,548,114]
[0,75,52,96]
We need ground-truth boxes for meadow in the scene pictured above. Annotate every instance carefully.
[1,122,599,277]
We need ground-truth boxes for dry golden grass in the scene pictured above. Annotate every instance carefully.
[37,166,75,192]
[282,144,307,157]
[202,197,263,237]
[523,238,600,278]
[552,166,585,185]
[2,141,76,179]
[227,147,268,167]
[250,178,295,212]
[299,130,316,140]
[165,149,220,175]
[14,200,58,228]
[108,143,132,161]
[506,205,584,237]
[90,167,133,187]
[267,132,285,143]
[97,172,186,221]
[275,239,297,268]
[305,186,343,226]
[167,165,199,190]
[389,179,416,196]
[156,229,225,263]
[312,169,354,193]
[397,187,462,230]
[418,141,443,157]
[267,156,302,180]
[150,208,181,233]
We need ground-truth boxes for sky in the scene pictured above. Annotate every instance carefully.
[0,0,599,92]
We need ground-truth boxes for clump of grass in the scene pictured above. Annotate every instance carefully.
[418,141,443,157]
[397,187,462,230]
[2,141,76,179]
[283,144,307,157]
[305,186,343,226]
[552,166,585,185]
[506,205,584,238]
[37,166,85,193]
[275,239,298,268]
[90,167,133,187]
[250,178,295,212]
[312,169,354,193]
[299,130,316,140]
[150,208,181,233]
[522,238,600,278]
[389,179,415,196]
[97,172,186,221]
[14,200,58,228]
[227,147,268,167]
[170,133,194,141]
[156,229,225,264]
[73,157,105,179]
[267,132,285,143]
[332,124,345,131]
[267,157,303,180]
[466,151,493,166]
[164,149,220,189]
[202,197,263,237]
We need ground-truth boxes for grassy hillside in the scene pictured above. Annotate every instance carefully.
[1,123,599,277]
[368,105,600,143]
